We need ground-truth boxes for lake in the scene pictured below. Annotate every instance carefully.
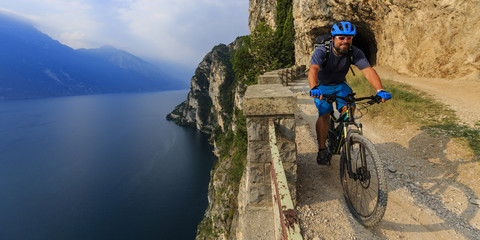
[0,90,215,240]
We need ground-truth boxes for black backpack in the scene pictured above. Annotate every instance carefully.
[313,34,355,76]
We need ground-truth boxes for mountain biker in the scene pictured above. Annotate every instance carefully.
[308,21,391,165]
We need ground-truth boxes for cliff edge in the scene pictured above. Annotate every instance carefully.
[167,38,244,133]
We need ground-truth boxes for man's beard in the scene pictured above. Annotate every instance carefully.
[334,43,351,55]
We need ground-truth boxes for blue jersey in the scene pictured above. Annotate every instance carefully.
[311,42,370,86]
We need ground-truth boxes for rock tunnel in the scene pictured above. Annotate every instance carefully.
[310,22,377,66]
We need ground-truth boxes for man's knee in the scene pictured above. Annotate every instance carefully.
[319,113,329,120]
[317,113,329,128]
[340,105,355,114]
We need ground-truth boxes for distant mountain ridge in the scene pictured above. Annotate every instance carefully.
[0,13,185,100]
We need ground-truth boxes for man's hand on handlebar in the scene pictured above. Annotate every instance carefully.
[310,86,322,100]
[376,90,391,103]
[309,88,391,104]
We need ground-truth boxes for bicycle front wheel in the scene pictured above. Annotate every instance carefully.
[340,133,387,227]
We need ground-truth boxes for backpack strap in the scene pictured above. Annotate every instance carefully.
[347,48,355,76]
[320,41,356,76]
[321,40,332,68]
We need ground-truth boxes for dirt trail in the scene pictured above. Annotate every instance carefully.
[374,66,480,127]
[289,69,480,240]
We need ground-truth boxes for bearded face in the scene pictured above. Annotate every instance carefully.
[333,35,353,55]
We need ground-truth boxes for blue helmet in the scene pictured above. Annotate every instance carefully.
[331,21,356,36]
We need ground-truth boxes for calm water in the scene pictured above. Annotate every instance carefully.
[0,90,215,240]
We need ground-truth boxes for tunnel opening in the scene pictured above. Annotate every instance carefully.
[309,22,377,66]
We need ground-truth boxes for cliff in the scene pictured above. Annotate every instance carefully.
[167,39,243,133]
[168,38,248,239]
[250,0,480,79]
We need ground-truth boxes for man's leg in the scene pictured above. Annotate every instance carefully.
[316,113,330,165]
[316,113,329,149]
[313,85,334,165]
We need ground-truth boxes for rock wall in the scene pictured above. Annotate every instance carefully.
[248,0,277,33]
[250,0,480,78]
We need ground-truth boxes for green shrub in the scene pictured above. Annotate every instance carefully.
[233,23,278,85]
[275,0,295,67]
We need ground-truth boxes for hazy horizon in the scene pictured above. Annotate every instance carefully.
[0,0,250,72]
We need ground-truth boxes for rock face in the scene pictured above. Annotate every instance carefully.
[167,39,243,132]
[248,0,277,33]
[250,0,480,78]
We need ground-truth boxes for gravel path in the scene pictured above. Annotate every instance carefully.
[375,66,480,127]
[288,73,480,240]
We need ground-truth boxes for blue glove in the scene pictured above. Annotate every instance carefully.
[310,87,322,98]
[376,90,391,100]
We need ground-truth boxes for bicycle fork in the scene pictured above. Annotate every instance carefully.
[344,124,371,183]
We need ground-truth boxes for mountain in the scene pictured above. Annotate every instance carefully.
[0,13,186,101]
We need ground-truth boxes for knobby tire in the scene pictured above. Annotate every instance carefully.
[340,133,388,227]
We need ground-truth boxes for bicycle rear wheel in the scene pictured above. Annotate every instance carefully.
[340,133,387,227]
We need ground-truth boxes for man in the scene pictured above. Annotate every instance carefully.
[308,21,391,165]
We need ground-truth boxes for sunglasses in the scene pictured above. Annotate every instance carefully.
[335,36,353,41]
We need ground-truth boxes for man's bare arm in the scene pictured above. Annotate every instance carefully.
[360,66,383,91]
[308,64,321,89]
[361,66,389,102]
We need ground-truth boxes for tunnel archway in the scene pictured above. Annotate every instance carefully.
[353,23,377,66]
[310,22,377,66]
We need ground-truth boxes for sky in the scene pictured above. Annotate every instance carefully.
[0,0,250,71]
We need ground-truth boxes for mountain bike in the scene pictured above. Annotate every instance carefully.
[322,92,388,227]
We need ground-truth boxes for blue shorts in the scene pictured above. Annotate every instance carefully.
[314,82,354,116]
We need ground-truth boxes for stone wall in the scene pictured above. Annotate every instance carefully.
[236,66,305,239]
[258,65,306,85]
[243,84,297,203]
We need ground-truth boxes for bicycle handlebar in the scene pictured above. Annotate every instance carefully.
[321,93,382,105]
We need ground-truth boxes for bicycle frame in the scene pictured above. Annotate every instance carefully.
[326,93,373,180]
[329,101,363,153]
